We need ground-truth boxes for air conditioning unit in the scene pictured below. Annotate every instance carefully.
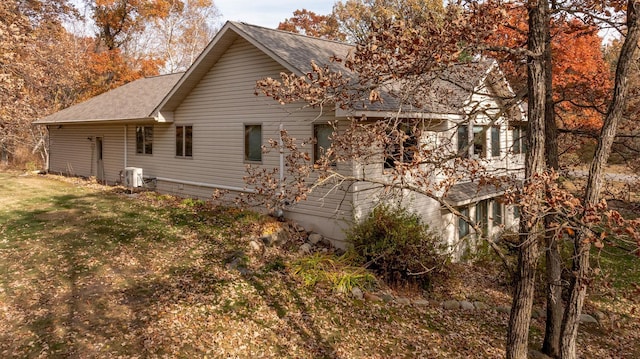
[124,167,143,188]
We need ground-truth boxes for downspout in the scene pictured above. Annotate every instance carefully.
[277,123,285,217]
[124,125,128,168]
[279,123,285,187]
[45,125,51,172]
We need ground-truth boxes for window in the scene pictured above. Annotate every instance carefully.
[491,126,501,157]
[492,199,503,226]
[385,122,418,168]
[512,125,527,154]
[244,124,262,162]
[458,207,470,239]
[476,199,489,235]
[176,125,193,157]
[459,125,491,158]
[473,126,486,158]
[513,205,521,219]
[457,125,469,157]
[314,123,334,164]
[136,126,153,154]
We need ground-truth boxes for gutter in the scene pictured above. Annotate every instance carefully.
[335,108,464,120]
[33,117,157,126]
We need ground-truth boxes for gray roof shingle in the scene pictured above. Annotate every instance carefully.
[36,21,499,125]
[444,181,505,206]
[232,22,495,115]
[232,22,353,75]
[35,73,183,124]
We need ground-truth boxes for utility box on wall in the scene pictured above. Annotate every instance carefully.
[124,167,143,188]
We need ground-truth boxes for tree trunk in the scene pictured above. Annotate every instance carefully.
[542,230,563,358]
[507,231,541,359]
[506,1,548,358]
[541,20,562,358]
[560,1,640,358]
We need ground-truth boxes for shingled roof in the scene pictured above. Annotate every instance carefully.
[236,22,497,115]
[443,181,506,206]
[233,22,353,73]
[35,73,182,125]
[36,21,501,125]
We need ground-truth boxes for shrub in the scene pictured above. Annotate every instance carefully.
[345,205,447,289]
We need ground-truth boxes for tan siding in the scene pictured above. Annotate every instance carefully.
[126,37,353,229]
[49,124,124,184]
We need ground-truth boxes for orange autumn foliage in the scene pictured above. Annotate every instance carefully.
[486,5,613,131]
[278,9,344,41]
[81,46,163,100]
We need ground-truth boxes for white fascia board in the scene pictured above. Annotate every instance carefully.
[154,111,174,123]
[33,117,156,126]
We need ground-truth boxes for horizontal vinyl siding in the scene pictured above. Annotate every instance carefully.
[129,37,353,224]
[49,124,124,184]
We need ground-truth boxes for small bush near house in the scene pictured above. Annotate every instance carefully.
[345,205,448,289]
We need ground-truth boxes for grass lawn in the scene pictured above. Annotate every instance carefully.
[0,171,638,358]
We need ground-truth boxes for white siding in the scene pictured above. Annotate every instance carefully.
[348,122,449,238]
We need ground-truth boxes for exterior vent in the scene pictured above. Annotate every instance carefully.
[124,167,143,188]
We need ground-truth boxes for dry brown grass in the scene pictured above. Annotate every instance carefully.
[0,171,638,358]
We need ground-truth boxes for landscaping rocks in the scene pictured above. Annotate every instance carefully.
[442,300,460,310]
[271,229,289,246]
[473,301,490,311]
[580,313,599,325]
[364,292,383,303]
[593,310,607,322]
[413,299,430,306]
[381,293,395,303]
[298,243,312,254]
[460,300,475,310]
[248,240,264,255]
[351,287,364,300]
[308,233,323,245]
[396,297,411,305]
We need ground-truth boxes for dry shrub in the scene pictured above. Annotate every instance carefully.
[4,145,43,170]
[345,205,448,290]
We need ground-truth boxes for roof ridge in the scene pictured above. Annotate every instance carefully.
[231,21,354,48]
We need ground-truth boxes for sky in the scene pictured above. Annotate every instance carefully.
[67,1,336,35]
[214,0,335,28]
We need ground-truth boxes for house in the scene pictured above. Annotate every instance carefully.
[35,21,525,251]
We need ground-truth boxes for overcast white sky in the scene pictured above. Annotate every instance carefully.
[67,1,336,35]
[215,0,335,28]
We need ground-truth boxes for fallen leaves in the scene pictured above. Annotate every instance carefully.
[0,172,638,357]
